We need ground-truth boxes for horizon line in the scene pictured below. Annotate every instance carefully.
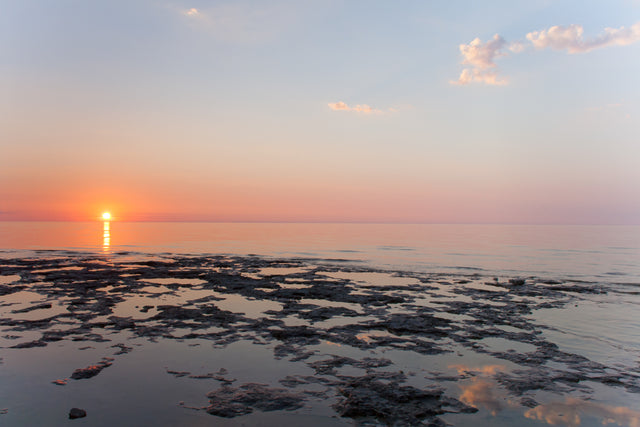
[0,219,638,226]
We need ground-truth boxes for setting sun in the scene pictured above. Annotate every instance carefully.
[102,212,112,220]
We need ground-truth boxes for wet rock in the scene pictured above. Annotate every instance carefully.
[308,355,393,376]
[10,340,47,349]
[111,343,133,355]
[333,374,476,425]
[299,306,359,322]
[205,383,305,417]
[379,313,453,337]
[166,369,190,377]
[11,303,52,314]
[71,359,113,380]
[69,408,86,419]
[108,316,135,329]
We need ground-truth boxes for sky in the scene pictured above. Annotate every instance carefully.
[1,0,639,224]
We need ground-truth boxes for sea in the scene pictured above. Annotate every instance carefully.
[0,222,639,426]
[2,222,639,283]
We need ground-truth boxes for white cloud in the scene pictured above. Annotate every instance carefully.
[184,8,199,16]
[452,35,509,86]
[453,21,640,86]
[527,22,640,53]
[459,34,507,69]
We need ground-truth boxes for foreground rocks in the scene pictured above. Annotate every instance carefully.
[0,252,638,425]
[68,408,86,419]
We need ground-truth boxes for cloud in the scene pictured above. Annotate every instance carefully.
[451,68,507,86]
[179,1,303,44]
[451,35,509,86]
[527,22,640,53]
[453,21,640,86]
[327,101,390,115]
[459,34,507,69]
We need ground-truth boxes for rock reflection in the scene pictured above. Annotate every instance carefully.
[524,397,640,427]
[103,221,110,251]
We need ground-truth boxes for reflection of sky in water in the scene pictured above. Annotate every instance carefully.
[1,250,639,426]
[2,222,639,283]
[444,364,640,427]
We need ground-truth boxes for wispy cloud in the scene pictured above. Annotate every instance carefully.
[179,1,303,43]
[328,101,394,115]
[452,68,507,86]
[584,102,631,119]
[453,21,640,86]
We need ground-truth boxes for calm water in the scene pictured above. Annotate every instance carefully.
[1,222,639,284]
[1,222,639,426]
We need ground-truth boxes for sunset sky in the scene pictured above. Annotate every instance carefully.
[1,0,639,224]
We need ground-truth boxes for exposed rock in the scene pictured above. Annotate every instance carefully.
[333,374,477,425]
[111,343,133,355]
[68,408,86,419]
[71,359,113,380]
[11,303,52,314]
[205,383,305,417]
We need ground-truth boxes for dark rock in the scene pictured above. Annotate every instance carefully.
[10,340,47,349]
[333,374,475,425]
[11,303,52,314]
[69,408,86,419]
[71,359,113,380]
[205,383,305,417]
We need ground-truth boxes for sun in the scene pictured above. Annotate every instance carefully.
[102,212,112,221]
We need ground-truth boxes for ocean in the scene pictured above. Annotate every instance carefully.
[0,222,639,426]
[2,222,639,283]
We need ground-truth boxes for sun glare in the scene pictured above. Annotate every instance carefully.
[102,212,112,220]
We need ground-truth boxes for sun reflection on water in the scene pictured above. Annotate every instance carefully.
[103,221,110,251]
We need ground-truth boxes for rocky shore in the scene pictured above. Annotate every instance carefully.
[1,252,638,425]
